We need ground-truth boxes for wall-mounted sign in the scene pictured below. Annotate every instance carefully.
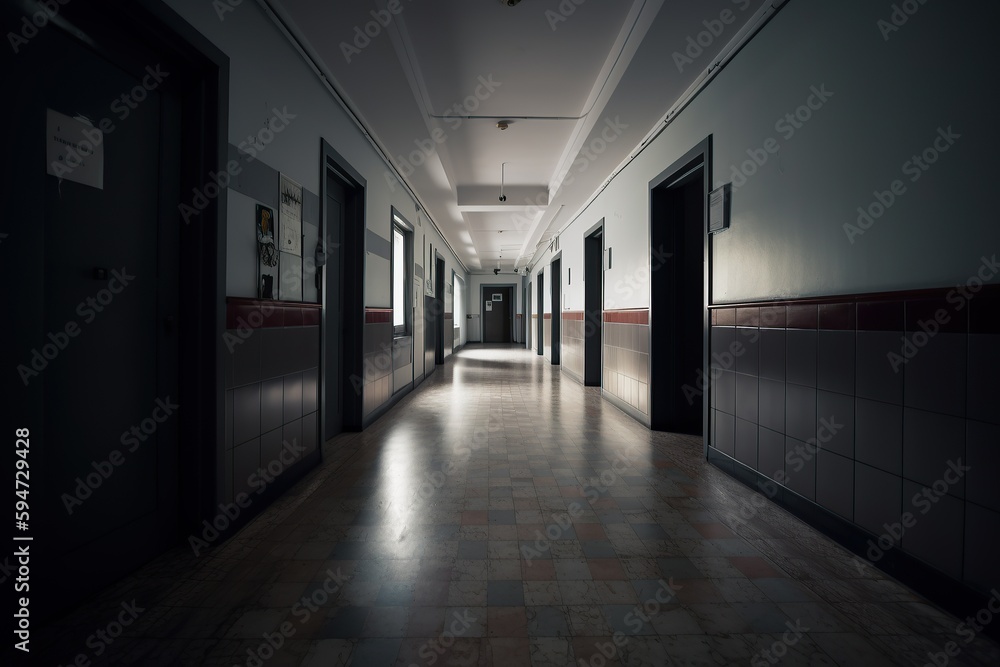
[492,293,502,301]
[256,204,278,300]
[709,183,731,233]
[485,301,493,312]
[279,173,302,256]
[46,109,104,189]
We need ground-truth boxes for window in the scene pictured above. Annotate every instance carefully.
[392,212,412,335]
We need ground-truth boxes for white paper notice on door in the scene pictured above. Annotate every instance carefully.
[279,173,302,256]
[46,109,104,190]
[486,301,493,312]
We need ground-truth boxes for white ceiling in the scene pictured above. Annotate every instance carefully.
[271,0,769,272]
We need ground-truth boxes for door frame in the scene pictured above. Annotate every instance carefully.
[435,254,446,364]
[536,272,545,355]
[321,140,366,433]
[137,0,229,548]
[550,254,562,365]
[584,219,605,386]
[480,283,517,343]
[452,270,464,352]
[526,283,532,349]
[66,0,227,540]
[647,136,713,450]
[2,0,228,615]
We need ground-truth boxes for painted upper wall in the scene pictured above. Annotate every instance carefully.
[534,0,998,307]
[162,0,466,309]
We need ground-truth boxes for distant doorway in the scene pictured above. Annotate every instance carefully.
[584,223,604,386]
[435,257,446,364]
[482,286,513,342]
[550,258,562,365]
[526,284,532,350]
[537,273,544,355]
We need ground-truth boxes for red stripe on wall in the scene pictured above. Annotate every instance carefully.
[603,309,649,325]
[365,308,393,324]
[226,297,321,330]
[562,311,585,321]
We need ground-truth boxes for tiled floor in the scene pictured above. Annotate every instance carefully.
[38,345,1000,665]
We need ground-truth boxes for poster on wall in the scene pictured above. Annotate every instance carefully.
[256,204,279,299]
[257,204,275,243]
[46,109,104,189]
[279,173,302,256]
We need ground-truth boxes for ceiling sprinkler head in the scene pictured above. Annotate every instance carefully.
[496,120,510,131]
[500,0,522,6]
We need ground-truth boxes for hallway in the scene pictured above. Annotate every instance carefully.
[38,346,999,666]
